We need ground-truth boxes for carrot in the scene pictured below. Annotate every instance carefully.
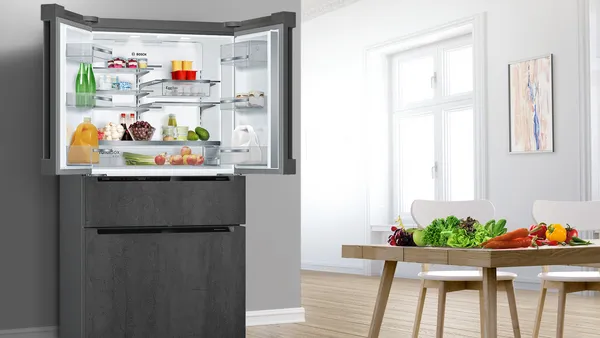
[481,228,530,246]
[483,237,533,249]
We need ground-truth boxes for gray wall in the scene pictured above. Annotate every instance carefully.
[0,0,300,330]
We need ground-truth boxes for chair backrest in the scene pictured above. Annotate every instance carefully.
[411,200,496,227]
[532,200,600,231]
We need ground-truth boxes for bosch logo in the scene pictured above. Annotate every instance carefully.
[131,52,147,57]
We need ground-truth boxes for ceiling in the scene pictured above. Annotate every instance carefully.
[302,0,364,22]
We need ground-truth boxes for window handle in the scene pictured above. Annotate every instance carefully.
[431,162,437,179]
[431,72,437,89]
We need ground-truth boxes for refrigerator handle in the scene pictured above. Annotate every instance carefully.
[42,21,51,160]
[96,227,235,235]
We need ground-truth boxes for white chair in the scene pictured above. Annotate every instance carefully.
[410,200,521,338]
[531,200,600,338]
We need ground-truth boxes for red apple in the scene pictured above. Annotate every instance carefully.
[171,155,183,165]
[180,146,192,156]
[185,154,198,165]
[195,155,205,166]
[154,154,166,165]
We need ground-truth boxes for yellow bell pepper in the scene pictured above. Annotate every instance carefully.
[546,224,567,243]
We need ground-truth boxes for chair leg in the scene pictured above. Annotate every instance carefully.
[532,283,547,338]
[556,287,567,338]
[436,283,447,338]
[504,281,521,338]
[479,288,485,338]
[412,280,427,338]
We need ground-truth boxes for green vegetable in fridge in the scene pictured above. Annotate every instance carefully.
[122,152,157,166]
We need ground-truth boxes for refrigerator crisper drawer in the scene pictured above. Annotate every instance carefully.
[84,226,245,337]
[84,176,245,227]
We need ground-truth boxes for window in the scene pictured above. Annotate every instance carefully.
[391,35,477,222]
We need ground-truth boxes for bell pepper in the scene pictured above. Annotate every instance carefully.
[546,224,567,243]
[529,223,547,240]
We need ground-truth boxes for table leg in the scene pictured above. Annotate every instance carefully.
[482,267,497,338]
[368,260,397,338]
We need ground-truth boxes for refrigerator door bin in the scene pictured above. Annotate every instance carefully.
[220,96,265,110]
[84,225,245,337]
[66,43,112,63]
[220,40,267,67]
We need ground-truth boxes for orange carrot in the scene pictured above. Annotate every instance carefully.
[483,237,533,249]
[481,228,530,246]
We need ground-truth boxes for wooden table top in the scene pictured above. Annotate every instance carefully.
[342,242,600,268]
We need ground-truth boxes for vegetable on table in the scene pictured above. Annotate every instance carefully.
[568,236,592,246]
[481,228,530,246]
[483,237,534,249]
[529,223,547,240]
[546,224,567,243]
[565,224,579,243]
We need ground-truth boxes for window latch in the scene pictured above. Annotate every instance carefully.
[431,72,437,89]
[431,162,437,179]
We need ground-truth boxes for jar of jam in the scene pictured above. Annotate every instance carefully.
[138,58,148,69]
[127,58,138,69]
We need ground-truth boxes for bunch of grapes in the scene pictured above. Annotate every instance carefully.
[129,121,155,141]
[387,226,416,246]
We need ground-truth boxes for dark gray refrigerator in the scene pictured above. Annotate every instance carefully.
[41,4,295,337]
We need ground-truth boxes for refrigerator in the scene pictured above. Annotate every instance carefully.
[41,3,295,337]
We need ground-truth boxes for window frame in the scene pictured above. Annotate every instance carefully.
[390,34,481,225]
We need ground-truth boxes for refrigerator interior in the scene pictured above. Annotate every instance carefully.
[60,22,277,176]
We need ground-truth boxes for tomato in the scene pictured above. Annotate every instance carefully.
[566,226,578,243]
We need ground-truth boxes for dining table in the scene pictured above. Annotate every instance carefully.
[341,242,600,338]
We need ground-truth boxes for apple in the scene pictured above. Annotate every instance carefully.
[412,229,426,247]
[185,154,198,165]
[195,155,205,166]
[154,154,166,165]
[171,155,183,165]
[180,146,192,156]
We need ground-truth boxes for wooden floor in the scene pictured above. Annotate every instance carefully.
[247,270,600,337]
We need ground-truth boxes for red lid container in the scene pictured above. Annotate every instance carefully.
[171,70,186,80]
[185,70,198,80]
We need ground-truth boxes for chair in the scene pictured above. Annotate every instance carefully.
[531,200,600,338]
[410,200,521,338]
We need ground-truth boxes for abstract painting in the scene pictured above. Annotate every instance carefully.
[508,54,554,153]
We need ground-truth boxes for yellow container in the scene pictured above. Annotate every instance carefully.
[171,60,182,71]
[68,117,99,164]
[182,60,193,70]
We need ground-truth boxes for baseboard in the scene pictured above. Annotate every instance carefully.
[0,309,306,336]
[0,326,57,337]
[246,307,306,327]
[301,262,364,275]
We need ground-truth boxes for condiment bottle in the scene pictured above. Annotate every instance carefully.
[168,114,178,127]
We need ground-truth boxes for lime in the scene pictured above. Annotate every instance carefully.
[187,131,199,141]
[195,127,210,141]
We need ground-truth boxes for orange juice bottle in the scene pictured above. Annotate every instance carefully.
[68,117,99,164]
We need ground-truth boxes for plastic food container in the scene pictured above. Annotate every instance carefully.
[186,70,198,80]
[171,60,182,71]
[182,60,193,70]
[171,71,186,80]
[127,58,138,68]
[138,58,148,69]
[162,126,175,141]
[176,126,189,141]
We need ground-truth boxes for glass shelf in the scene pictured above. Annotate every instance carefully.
[99,140,220,146]
[93,67,154,77]
[66,93,153,113]
[66,43,112,63]
[96,89,152,98]
[140,79,219,98]
[141,101,219,111]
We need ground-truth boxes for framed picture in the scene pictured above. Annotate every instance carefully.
[508,54,554,153]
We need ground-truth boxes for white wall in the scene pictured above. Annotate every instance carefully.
[302,0,586,283]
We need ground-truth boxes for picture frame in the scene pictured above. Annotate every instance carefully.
[508,54,554,153]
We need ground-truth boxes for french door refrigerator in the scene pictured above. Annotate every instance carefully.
[41,4,295,337]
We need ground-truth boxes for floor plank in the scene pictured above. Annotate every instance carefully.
[246,270,600,337]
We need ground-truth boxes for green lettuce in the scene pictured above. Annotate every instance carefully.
[423,216,460,247]
[447,223,493,248]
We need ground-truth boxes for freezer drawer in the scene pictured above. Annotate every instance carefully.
[84,176,245,227]
[84,226,245,338]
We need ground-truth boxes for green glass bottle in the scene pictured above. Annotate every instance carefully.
[86,64,96,107]
[75,63,88,107]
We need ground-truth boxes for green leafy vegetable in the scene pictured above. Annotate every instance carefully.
[447,223,492,248]
[423,216,459,247]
